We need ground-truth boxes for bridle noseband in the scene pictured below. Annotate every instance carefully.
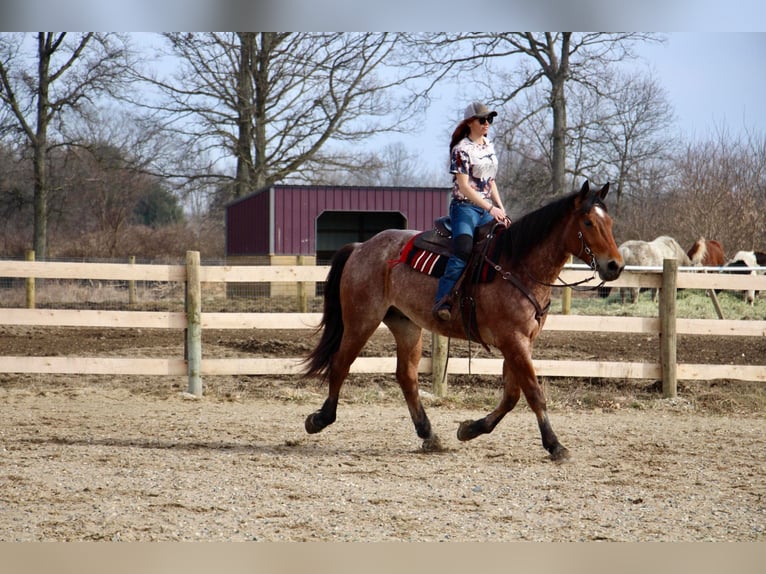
[577,230,598,272]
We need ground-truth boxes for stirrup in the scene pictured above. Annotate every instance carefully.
[432,296,453,321]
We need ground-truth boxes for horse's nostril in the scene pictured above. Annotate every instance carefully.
[607,260,623,273]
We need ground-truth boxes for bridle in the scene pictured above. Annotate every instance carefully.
[562,230,606,291]
[480,225,606,322]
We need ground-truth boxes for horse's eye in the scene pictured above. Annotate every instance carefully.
[584,219,593,228]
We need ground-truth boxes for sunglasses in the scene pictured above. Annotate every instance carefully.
[476,116,494,125]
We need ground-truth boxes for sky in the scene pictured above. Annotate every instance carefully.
[633,33,766,140]
[384,32,766,174]
[3,3,766,181]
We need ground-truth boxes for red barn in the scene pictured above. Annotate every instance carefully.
[226,184,449,264]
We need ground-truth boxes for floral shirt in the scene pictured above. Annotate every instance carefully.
[450,136,498,202]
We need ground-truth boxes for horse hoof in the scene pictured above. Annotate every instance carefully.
[457,420,478,441]
[421,435,444,453]
[549,445,570,462]
[304,413,324,434]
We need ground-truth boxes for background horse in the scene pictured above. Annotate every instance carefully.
[687,237,725,267]
[616,235,691,303]
[723,250,766,304]
[302,181,623,461]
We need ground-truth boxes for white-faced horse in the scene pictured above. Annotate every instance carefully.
[723,250,766,304]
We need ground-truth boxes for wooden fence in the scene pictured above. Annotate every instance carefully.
[1,253,765,399]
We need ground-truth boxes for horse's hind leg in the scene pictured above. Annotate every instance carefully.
[385,311,442,452]
[305,323,379,435]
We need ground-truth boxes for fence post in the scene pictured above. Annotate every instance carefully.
[431,333,448,397]
[561,255,572,314]
[297,255,307,312]
[185,250,203,397]
[707,287,724,319]
[659,258,678,398]
[25,249,35,309]
[128,255,137,306]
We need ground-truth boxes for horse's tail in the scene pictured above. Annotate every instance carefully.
[302,243,356,381]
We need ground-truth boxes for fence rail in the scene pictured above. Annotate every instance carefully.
[1,254,765,397]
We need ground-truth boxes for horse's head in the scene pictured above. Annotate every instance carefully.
[571,181,624,282]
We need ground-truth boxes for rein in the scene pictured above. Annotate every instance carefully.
[481,231,605,321]
[481,253,550,321]
[528,231,606,292]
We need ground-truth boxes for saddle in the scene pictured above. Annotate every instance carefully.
[395,217,504,350]
[409,217,499,279]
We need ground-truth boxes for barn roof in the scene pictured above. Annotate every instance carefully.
[225,183,450,207]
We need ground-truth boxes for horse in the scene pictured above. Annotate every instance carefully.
[615,235,691,303]
[687,237,725,267]
[723,250,766,304]
[302,181,624,461]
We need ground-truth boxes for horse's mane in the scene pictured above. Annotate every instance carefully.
[498,189,605,264]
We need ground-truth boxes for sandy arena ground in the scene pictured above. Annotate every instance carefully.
[0,326,764,541]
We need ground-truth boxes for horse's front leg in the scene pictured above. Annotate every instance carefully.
[457,355,569,461]
[515,354,569,460]
[457,358,521,440]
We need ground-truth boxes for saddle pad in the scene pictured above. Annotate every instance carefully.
[394,233,448,277]
[391,231,501,282]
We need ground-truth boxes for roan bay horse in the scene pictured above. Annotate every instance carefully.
[302,181,624,461]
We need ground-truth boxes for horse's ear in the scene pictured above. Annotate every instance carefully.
[599,182,610,200]
[578,180,590,199]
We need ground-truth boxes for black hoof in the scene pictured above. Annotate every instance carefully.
[457,420,481,441]
[304,412,326,434]
[549,444,570,462]
[421,435,444,452]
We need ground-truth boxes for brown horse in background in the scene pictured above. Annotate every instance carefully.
[687,237,725,267]
[302,181,624,461]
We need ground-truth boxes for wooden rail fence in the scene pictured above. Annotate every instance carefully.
[1,253,765,399]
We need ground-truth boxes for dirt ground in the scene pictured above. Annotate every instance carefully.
[0,325,764,541]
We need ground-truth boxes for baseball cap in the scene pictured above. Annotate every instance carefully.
[464,101,497,120]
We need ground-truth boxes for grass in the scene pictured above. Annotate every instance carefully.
[550,287,766,320]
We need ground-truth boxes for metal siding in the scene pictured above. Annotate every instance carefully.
[268,187,275,254]
[273,188,286,254]
[272,190,281,254]
[226,191,270,255]
[308,188,318,253]
[227,185,450,256]
[275,187,321,255]
[297,187,311,254]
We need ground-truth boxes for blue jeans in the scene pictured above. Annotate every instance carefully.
[434,201,493,306]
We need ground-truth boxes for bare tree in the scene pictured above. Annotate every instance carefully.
[137,33,433,203]
[0,32,133,259]
[666,131,766,253]
[567,70,677,214]
[412,33,663,196]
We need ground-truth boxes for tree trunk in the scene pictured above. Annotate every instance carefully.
[549,33,570,196]
[550,76,567,196]
[252,33,273,190]
[33,34,51,260]
[234,32,255,199]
